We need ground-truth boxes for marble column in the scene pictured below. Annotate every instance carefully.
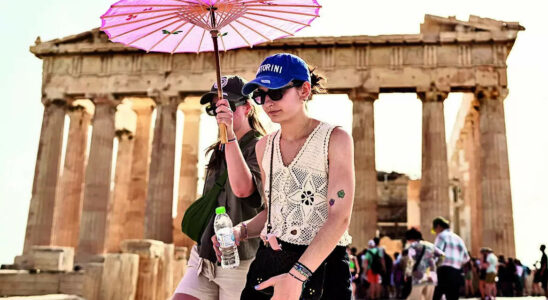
[349,90,378,250]
[77,94,118,261]
[463,109,483,256]
[23,98,67,253]
[124,101,155,241]
[144,93,181,243]
[106,129,134,253]
[476,86,515,257]
[418,90,450,242]
[173,103,201,248]
[51,104,92,249]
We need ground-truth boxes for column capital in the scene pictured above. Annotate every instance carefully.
[417,89,448,102]
[474,86,508,102]
[85,93,119,107]
[147,89,183,106]
[115,128,134,140]
[41,98,68,108]
[347,88,379,102]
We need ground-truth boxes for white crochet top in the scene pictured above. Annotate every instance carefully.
[261,122,352,246]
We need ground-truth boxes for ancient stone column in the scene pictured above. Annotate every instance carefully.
[476,86,515,257]
[125,101,155,241]
[418,89,450,242]
[77,94,118,261]
[349,90,378,250]
[51,104,92,249]
[144,93,181,242]
[23,97,67,253]
[463,109,483,256]
[106,129,135,253]
[174,102,201,248]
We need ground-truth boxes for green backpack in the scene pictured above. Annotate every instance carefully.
[181,133,260,242]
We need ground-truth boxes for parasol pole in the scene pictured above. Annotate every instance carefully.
[209,7,228,144]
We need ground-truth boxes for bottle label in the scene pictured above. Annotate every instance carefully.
[217,228,235,248]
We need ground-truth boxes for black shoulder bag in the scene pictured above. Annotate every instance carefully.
[244,132,326,299]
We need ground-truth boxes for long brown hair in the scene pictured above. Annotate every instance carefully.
[205,102,266,170]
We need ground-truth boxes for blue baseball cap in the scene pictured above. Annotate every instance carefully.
[242,53,311,95]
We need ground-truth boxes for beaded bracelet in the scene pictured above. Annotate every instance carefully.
[293,262,313,279]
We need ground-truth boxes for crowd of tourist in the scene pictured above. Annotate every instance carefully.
[349,218,547,300]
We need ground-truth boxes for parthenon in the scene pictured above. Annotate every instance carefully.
[0,14,523,298]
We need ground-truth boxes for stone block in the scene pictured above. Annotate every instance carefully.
[81,254,139,300]
[121,239,165,258]
[0,270,60,296]
[31,246,74,272]
[59,272,84,295]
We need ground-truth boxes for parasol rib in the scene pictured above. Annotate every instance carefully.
[171,24,197,53]
[234,19,271,42]
[110,15,181,39]
[147,21,190,52]
[127,18,184,45]
[101,12,180,30]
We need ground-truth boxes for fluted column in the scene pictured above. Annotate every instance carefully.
[125,101,155,241]
[106,129,135,253]
[144,93,181,242]
[418,89,450,241]
[463,109,483,256]
[476,86,515,257]
[174,101,202,248]
[51,104,92,249]
[23,98,67,253]
[349,90,378,250]
[77,94,118,261]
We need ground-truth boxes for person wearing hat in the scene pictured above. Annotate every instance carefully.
[431,216,470,300]
[213,53,355,300]
[173,75,267,300]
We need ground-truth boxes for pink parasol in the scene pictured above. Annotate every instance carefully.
[101,0,321,142]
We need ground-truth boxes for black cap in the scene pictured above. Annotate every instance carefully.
[200,75,251,105]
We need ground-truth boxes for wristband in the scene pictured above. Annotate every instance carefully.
[227,137,237,143]
[288,271,306,283]
[240,222,248,240]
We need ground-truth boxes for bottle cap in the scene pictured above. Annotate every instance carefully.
[215,206,226,214]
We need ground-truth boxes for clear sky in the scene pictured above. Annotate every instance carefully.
[0,0,547,267]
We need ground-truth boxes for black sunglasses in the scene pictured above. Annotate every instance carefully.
[205,99,247,116]
[252,83,298,105]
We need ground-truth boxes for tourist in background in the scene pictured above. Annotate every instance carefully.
[431,217,470,300]
[404,228,444,300]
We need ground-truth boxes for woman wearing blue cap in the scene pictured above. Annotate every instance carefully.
[212,54,355,300]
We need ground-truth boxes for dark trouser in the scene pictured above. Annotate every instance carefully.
[433,266,462,300]
[241,244,352,300]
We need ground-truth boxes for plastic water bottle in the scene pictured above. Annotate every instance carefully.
[214,206,240,268]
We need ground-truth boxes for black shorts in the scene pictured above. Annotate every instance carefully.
[241,242,352,300]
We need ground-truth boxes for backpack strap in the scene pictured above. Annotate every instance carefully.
[413,243,427,271]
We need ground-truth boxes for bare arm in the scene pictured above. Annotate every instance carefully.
[216,99,255,197]
[297,128,355,272]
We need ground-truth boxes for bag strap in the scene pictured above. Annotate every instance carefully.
[267,131,279,234]
[413,243,427,271]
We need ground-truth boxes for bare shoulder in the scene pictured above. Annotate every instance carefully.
[255,134,269,164]
[328,127,353,151]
